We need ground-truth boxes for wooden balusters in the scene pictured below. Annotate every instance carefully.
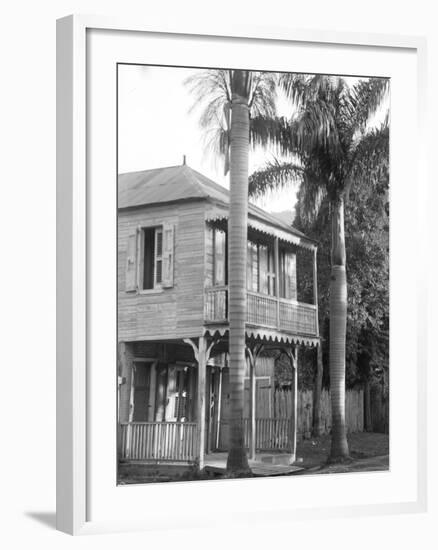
[120,422,198,461]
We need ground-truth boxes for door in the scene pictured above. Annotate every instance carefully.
[165,366,193,421]
[132,363,151,422]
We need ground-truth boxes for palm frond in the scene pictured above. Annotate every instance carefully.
[349,78,390,133]
[185,69,278,174]
[250,115,293,154]
[346,124,389,200]
[248,160,303,198]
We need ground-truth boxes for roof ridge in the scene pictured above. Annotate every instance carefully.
[180,165,210,197]
[118,164,184,177]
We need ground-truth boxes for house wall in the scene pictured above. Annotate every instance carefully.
[118,201,206,341]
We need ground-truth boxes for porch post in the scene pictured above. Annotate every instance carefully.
[119,342,134,458]
[248,351,256,460]
[313,247,319,337]
[283,345,298,462]
[216,366,223,450]
[197,336,207,470]
[291,346,298,462]
[127,361,136,459]
[246,343,264,461]
[184,336,217,471]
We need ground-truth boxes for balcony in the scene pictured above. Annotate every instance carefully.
[204,286,318,337]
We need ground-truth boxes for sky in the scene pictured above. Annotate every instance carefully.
[117,64,300,214]
[117,65,379,215]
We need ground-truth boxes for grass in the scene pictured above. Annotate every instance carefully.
[295,431,389,474]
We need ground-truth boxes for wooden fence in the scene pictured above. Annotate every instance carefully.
[370,384,389,434]
[243,418,291,450]
[274,388,365,438]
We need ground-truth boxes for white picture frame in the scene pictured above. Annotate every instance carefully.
[56,14,428,535]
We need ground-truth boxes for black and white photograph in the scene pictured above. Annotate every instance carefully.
[116,64,389,485]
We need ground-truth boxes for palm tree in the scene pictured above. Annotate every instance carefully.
[185,69,277,473]
[249,75,389,461]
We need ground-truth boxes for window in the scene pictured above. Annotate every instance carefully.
[247,241,259,291]
[142,226,163,289]
[258,243,276,296]
[279,249,297,300]
[124,223,174,292]
[213,228,226,286]
[246,240,276,296]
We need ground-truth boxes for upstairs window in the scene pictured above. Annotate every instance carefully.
[125,223,174,292]
[259,243,276,296]
[279,249,297,300]
[213,228,227,286]
[142,227,163,289]
[247,241,259,292]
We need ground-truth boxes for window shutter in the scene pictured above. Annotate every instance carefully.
[161,223,175,288]
[125,231,138,292]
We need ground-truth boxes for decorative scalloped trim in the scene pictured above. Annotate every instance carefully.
[203,326,319,347]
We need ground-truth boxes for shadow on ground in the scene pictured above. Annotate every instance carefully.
[296,432,389,469]
[25,511,56,530]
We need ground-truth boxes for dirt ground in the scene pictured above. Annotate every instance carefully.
[295,432,389,473]
[118,432,389,483]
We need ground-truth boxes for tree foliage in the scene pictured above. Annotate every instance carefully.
[292,157,389,391]
[185,70,277,175]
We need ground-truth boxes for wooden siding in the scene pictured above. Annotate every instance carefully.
[118,202,206,341]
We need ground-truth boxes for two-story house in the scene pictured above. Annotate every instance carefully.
[118,164,319,471]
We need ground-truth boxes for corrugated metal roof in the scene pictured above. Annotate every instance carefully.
[118,164,309,242]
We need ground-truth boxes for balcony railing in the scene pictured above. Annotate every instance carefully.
[204,287,318,336]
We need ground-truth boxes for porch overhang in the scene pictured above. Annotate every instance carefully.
[203,325,319,348]
[205,203,317,252]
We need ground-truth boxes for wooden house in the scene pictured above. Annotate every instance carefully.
[118,164,319,469]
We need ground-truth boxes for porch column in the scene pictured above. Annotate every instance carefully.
[248,353,256,460]
[197,337,207,469]
[290,347,298,462]
[118,342,135,458]
[246,343,264,461]
[184,336,217,470]
[313,247,319,337]
[216,366,223,450]
[283,345,298,462]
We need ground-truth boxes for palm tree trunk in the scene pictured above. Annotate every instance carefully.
[329,198,350,461]
[226,71,251,474]
[312,341,324,437]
